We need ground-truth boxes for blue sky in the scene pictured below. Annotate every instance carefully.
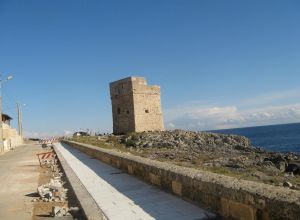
[0,0,300,137]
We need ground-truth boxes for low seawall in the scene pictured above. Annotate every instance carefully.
[62,140,300,220]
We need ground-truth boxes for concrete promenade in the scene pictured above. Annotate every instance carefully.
[0,144,43,220]
[56,143,216,220]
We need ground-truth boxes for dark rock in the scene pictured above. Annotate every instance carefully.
[225,163,244,169]
[264,155,287,172]
[286,162,300,175]
[283,181,293,188]
[259,161,280,173]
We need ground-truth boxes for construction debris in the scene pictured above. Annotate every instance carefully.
[37,178,68,202]
[37,156,68,202]
[52,206,70,217]
[51,206,80,217]
[35,150,82,218]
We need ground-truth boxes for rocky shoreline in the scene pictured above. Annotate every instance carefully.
[73,130,300,190]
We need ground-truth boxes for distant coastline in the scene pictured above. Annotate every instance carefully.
[211,122,300,153]
[210,121,300,132]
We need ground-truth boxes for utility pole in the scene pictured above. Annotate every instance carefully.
[17,103,22,137]
[20,106,23,137]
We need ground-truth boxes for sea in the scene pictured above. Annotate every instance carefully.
[212,122,300,153]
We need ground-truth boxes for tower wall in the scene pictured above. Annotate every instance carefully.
[110,77,164,134]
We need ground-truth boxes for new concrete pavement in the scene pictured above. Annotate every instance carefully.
[56,143,216,220]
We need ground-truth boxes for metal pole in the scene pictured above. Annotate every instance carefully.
[17,103,21,136]
[20,106,23,137]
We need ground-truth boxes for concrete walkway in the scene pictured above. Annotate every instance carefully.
[56,143,216,220]
[0,144,44,220]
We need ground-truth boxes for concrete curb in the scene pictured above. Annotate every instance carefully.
[54,144,106,220]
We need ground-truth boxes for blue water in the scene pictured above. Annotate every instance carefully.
[212,123,300,153]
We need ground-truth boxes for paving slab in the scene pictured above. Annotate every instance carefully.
[55,143,216,220]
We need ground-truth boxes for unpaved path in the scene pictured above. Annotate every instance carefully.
[0,144,45,220]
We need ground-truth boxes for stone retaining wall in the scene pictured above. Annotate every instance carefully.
[62,140,300,220]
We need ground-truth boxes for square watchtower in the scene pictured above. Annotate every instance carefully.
[110,77,164,134]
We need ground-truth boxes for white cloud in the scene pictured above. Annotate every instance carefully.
[165,99,300,131]
[64,130,73,136]
[166,122,175,129]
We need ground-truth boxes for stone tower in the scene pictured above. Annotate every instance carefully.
[110,77,164,134]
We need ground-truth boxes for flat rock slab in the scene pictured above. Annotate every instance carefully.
[55,143,216,220]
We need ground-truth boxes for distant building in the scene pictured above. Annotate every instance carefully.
[110,77,164,134]
[2,114,12,126]
[73,131,89,137]
[1,113,23,152]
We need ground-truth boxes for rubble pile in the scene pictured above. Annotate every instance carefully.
[37,156,68,202]
[52,206,80,217]
[37,178,68,202]
[35,152,80,218]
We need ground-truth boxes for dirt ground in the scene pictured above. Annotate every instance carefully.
[32,166,67,219]
[0,144,44,220]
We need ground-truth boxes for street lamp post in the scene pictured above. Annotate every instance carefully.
[0,74,13,153]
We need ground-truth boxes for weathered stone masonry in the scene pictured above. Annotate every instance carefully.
[110,77,164,134]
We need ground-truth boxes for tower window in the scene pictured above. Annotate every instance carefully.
[127,110,129,114]
[117,108,121,114]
